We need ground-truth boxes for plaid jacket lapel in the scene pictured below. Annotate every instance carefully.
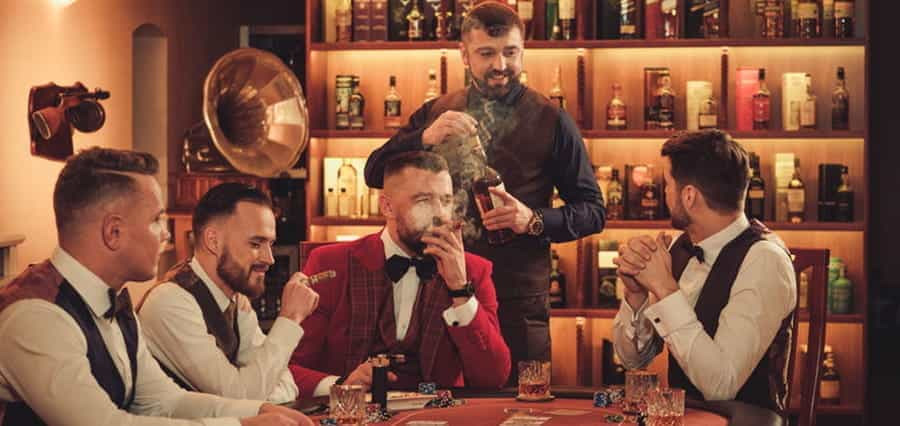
[345,241,388,373]
[417,277,452,381]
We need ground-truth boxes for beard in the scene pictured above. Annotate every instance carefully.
[396,219,429,256]
[217,247,267,299]
[670,199,692,230]
[470,67,520,100]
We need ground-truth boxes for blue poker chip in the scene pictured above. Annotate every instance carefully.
[418,382,437,394]
[593,390,611,407]
[319,418,338,426]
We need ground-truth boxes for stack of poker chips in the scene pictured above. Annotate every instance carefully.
[365,403,392,423]
[424,389,458,408]
[593,385,626,407]
[418,382,437,394]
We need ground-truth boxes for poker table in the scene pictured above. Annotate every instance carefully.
[298,386,785,426]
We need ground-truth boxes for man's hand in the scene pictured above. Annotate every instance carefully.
[422,222,468,305]
[422,111,478,146]
[482,187,533,235]
[634,232,678,301]
[279,272,320,324]
[343,361,398,392]
[617,271,648,310]
[246,404,314,426]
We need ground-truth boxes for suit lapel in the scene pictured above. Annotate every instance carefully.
[346,234,389,373]
[418,277,452,381]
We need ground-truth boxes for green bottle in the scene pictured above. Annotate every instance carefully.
[826,256,843,313]
[545,0,560,40]
[830,265,853,314]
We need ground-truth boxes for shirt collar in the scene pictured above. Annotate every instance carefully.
[50,247,116,320]
[189,257,235,312]
[695,215,750,266]
[381,229,409,261]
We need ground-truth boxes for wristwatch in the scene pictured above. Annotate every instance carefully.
[447,281,475,298]
[527,209,545,236]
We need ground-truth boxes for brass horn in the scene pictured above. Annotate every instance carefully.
[186,48,309,177]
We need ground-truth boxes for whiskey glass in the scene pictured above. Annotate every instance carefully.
[623,369,659,415]
[329,384,365,426]
[646,387,685,426]
[517,360,552,401]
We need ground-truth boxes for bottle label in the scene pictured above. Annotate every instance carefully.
[518,2,534,20]
[798,3,818,19]
[831,285,852,313]
[661,0,677,12]
[620,25,636,35]
[608,105,626,127]
[834,2,854,18]
[749,189,765,199]
[753,97,770,123]
[475,181,507,217]
[698,113,717,128]
[385,100,401,117]
[787,188,805,212]
[819,380,840,400]
[822,0,835,20]
[559,0,575,19]
[801,100,816,127]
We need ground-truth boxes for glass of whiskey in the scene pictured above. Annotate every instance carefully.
[516,360,552,401]
[623,369,659,415]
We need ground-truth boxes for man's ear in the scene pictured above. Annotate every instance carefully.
[380,193,394,220]
[459,42,468,68]
[682,185,699,210]
[101,214,124,251]
[200,226,221,256]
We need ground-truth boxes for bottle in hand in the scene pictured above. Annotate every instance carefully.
[472,167,515,245]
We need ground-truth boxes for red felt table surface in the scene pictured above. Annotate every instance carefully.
[334,397,729,425]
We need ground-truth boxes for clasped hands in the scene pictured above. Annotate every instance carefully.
[612,232,680,306]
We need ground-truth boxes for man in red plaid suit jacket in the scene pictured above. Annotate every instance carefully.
[289,151,511,397]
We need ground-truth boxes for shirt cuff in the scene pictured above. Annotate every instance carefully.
[313,375,340,398]
[537,207,561,240]
[268,316,305,348]
[643,290,697,338]
[442,297,479,327]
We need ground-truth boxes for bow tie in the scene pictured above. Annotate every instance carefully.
[385,255,437,283]
[675,238,705,264]
[103,288,132,320]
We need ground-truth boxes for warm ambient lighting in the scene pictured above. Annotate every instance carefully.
[52,0,77,7]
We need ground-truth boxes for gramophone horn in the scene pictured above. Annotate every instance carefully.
[202,48,309,177]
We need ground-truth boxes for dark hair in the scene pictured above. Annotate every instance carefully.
[383,151,450,183]
[660,130,750,213]
[54,147,158,233]
[192,182,273,234]
[461,1,524,39]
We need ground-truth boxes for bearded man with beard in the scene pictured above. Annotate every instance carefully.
[611,130,797,411]
[363,1,604,383]
[138,183,319,403]
[289,151,510,397]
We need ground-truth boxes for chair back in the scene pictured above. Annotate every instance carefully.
[786,248,830,426]
[300,241,338,271]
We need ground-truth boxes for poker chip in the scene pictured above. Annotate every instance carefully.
[418,382,437,394]
[593,390,611,408]
[435,389,452,399]
[604,414,625,423]
[606,386,625,404]
[365,403,392,423]
[319,418,338,426]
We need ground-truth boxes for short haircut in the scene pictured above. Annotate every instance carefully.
[54,147,158,233]
[192,182,273,234]
[661,130,750,213]
[383,151,450,184]
[461,1,524,39]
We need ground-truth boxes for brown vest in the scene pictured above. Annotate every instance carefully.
[141,260,241,388]
[667,226,794,412]
[427,87,560,298]
[0,261,138,426]
[370,284,427,390]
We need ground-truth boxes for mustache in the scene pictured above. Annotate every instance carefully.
[486,69,514,79]
[251,264,269,273]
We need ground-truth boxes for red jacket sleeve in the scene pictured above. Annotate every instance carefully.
[289,249,334,398]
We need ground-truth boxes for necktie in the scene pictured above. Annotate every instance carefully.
[220,300,240,362]
[385,255,437,283]
[103,288,132,320]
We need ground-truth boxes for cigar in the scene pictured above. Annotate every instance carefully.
[303,270,336,285]
[431,216,463,231]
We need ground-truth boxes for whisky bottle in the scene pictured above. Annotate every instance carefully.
[830,264,853,314]
[349,76,366,130]
[800,74,816,129]
[336,0,353,42]
[656,74,676,130]
[325,187,338,216]
[746,152,766,220]
[384,75,403,129]
[473,167,515,245]
[335,75,353,130]
[369,187,381,216]
[549,65,566,110]
[661,0,679,39]
[752,68,771,130]
[549,249,567,308]
[406,0,424,40]
[639,173,660,220]
[819,346,841,404]
[424,69,440,104]
[518,0,535,39]
[798,271,809,310]
[338,159,359,216]
[698,94,718,129]
[762,0,785,38]
[620,0,638,39]
[836,166,854,222]
[389,0,411,41]
[606,83,627,130]
[787,158,805,223]
[797,0,819,38]
[832,67,850,130]
[546,0,560,40]
[559,0,576,40]
[606,169,624,220]
[834,0,854,38]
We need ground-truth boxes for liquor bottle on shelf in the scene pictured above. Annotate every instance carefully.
[639,172,660,220]
[607,83,627,130]
[406,0,424,40]
[820,345,841,404]
[473,167,515,245]
[787,158,806,223]
[549,249,567,308]
[336,0,353,42]
[752,68,771,130]
[425,0,441,40]
[559,0,576,40]
[369,187,381,216]
[607,169,624,220]
[325,187,338,216]
[698,93,718,129]
[798,271,809,310]
[832,66,850,130]
[830,263,853,314]
[645,0,661,39]
[384,75,403,129]
[797,0,819,38]
[790,0,800,36]
[800,74,816,130]
[349,76,366,130]
[335,75,353,130]
[338,187,351,216]
[656,73,676,130]
[834,0,854,38]
[549,65,566,110]
[762,0,785,38]
[661,0,679,39]
[517,0,535,39]
[596,239,620,307]
[338,159,358,217]
[702,0,721,38]
[594,165,612,204]
[836,166,854,222]
[822,0,835,38]
[389,0,411,41]
[546,0,560,40]
[620,0,639,39]
[424,69,439,104]
[746,152,766,221]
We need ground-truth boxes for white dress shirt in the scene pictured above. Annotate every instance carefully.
[612,216,797,401]
[139,258,302,404]
[0,248,263,426]
[312,229,480,397]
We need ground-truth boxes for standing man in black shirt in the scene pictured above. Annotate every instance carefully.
[364,1,605,383]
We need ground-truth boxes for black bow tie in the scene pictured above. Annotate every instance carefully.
[103,288,132,320]
[674,237,705,264]
[385,255,437,283]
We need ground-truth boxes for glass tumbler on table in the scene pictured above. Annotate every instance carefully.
[517,360,552,401]
[329,384,365,426]
[623,369,659,415]
[646,387,685,426]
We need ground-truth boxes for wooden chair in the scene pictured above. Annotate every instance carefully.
[786,248,830,426]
